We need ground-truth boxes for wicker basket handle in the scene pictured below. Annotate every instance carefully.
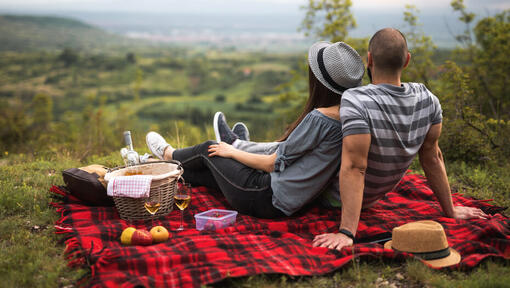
[152,168,182,181]
[105,160,183,182]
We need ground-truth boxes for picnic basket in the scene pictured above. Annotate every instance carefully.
[104,160,183,220]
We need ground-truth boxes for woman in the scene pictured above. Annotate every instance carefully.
[146,41,364,218]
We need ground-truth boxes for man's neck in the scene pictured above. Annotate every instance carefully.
[370,69,402,86]
[371,76,401,87]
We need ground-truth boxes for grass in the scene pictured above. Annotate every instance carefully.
[215,260,510,288]
[0,154,84,287]
[0,151,508,287]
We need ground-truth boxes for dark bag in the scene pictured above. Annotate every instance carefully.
[62,164,115,206]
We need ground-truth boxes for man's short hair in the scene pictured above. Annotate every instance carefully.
[368,28,408,73]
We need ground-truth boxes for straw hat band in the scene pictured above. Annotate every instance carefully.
[392,246,451,261]
[317,47,347,93]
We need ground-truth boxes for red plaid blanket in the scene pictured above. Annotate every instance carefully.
[51,173,510,287]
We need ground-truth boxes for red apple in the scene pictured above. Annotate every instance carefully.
[131,229,153,246]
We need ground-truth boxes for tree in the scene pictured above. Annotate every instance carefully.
[401,5,436,88]
[301,0,356,42]
[451,0,476,48]
[472,11,510,120]
[301,0,368,61]
[278,0,363,132]
[32,93,53,132]
[126,52,136,64]
[58,48,78,67]
[451,0,510,120]
[215,94,226,103]
[437,61,493,162]
[0,99,29,152]
[436,1,510,162]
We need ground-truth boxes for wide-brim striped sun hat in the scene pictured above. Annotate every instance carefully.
[308,41,365,95]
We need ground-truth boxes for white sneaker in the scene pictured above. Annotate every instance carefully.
[146,132,170,160]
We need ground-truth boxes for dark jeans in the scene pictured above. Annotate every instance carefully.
[172,140,284,219]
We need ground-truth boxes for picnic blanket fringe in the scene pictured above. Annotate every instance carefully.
[50,188,85,266]
[51,186,94,288]
[51,185,118,286]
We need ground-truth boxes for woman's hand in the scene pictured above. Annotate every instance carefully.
[208,142,237,158]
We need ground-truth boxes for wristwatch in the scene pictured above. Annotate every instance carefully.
[338,228,355,242]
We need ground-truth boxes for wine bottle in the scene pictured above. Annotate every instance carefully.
[123,131,134,151]
[123,131,140,166]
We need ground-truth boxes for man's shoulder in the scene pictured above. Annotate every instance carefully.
[342,84,378,102]
[344,84,376,95]
[405,82,432,94]
[343,82,437,101]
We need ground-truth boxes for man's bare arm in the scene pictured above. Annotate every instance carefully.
[418,123,455,217]
[339,134,371,235]
[313,134,371,250]
[419,123,488,219]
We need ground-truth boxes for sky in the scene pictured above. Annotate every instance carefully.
[1,0,506,48]
[0,0,508,14]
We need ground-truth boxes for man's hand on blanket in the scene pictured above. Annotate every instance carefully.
[312,233,353,250]
[208,142,236,158]
[453,205,489,220]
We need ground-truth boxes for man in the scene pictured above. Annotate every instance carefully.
[313,28,488,250]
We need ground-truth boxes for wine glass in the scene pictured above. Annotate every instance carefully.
[174,183,191,231]
[144,189,161,227]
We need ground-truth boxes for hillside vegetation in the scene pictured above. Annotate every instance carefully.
[0,46,297,159]
[0,15,129,52]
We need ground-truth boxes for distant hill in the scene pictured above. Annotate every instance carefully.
[0,15,129,52]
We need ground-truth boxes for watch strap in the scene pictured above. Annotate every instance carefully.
[338,228,355,242]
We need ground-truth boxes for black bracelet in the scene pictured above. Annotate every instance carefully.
[339,228,355,242]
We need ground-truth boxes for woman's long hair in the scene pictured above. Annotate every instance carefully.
[277,66,341,142]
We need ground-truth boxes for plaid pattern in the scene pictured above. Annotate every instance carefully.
[51,173,510,288]
[106,175,152,198]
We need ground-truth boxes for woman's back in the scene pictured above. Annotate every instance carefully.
[270,108,342,216]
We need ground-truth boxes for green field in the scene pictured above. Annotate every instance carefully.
[0,45,301,155]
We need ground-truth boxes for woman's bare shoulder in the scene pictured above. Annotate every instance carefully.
[316,105,340,120]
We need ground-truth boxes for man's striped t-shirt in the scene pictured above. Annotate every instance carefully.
[339,82,442,206]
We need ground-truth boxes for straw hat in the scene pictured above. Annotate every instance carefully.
[308,41,365,95]
[384,220,461,268]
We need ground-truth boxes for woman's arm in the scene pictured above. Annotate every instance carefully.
[208,142,277,172]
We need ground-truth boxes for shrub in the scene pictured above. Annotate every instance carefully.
[215,94,226,102]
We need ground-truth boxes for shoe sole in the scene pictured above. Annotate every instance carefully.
[213,112,223,143]
[233,122,250,141]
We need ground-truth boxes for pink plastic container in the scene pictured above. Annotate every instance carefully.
[194,209,238,231]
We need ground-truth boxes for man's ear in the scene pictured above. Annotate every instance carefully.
[403,52,411,69]
[367,52,373,68]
